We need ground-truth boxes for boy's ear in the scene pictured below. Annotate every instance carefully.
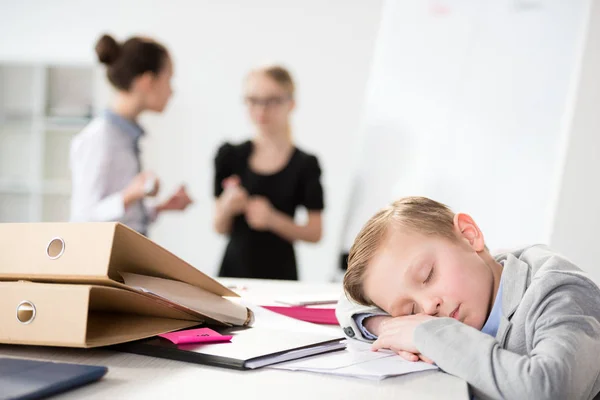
[453,213,486,252]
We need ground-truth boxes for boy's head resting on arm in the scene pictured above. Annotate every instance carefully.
[344,196,503,330]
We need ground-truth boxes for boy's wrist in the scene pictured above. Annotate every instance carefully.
[364,315,392,337]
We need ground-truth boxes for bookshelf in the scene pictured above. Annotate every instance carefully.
[0,63,100,223]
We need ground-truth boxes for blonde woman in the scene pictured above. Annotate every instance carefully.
[213,65,324,280]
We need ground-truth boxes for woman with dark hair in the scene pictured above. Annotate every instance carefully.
[70,34,192,236]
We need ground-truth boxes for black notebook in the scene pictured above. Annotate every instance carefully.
[114,302,347,370]
[0,358,107,400]
[114,324,346,370]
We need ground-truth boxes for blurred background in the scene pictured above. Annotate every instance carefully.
[1,0,599,284]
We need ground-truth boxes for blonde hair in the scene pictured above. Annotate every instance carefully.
[261,65,295,97]
[247,64,295,137]
[343,196,458,306]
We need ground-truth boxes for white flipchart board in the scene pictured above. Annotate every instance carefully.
[342,0,588,253]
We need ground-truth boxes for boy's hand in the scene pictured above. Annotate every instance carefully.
[371,314,436,359]
[363,315,392,336]
[396,351,435,364]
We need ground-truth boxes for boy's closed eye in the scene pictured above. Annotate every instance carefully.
[408,265,435,315]
[390,263,438,317]
[423,265,435,284]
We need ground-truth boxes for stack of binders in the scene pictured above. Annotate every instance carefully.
[0,222,252,348]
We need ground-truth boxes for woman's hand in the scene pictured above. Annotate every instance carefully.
[245,196,274,231]
[157,185,193,212]
[123,171,160,209]
[221,175,249,216]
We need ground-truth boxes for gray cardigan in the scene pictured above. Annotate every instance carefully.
[336,245,600,400]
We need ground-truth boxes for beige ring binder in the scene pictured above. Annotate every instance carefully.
[0,222,251,348]
[46,237,65,260]
[16,301,36,324]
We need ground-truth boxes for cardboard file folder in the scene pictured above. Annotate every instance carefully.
[0,281,199,348]
[0,222,252,348]
[0,222,235,297]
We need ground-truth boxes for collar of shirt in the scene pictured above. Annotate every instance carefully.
[103,109,145,152]
[480,275,504,338]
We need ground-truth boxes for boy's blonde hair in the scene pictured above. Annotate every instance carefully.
[343,196,457,306]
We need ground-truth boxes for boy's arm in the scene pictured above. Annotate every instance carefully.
[414,275,600,400]
[335,293,388,342]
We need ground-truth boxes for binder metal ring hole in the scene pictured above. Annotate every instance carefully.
[46,237,65,260]
[16,301,36,324]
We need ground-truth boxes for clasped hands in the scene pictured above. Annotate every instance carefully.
[221,175,274,231]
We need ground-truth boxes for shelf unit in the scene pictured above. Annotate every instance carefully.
[0,63,99,223]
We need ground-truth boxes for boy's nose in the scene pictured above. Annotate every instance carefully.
[423,297,442,316]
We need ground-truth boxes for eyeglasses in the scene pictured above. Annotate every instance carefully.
[244,95,291,108]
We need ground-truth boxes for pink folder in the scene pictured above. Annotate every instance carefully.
[261,306,339,325]
[159,328,233,345]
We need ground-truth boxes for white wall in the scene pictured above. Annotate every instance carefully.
[550,0,600,284]
[343,0,590,257]
[0,0,383,280]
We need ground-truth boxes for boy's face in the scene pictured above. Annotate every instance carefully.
[363,217,494,330]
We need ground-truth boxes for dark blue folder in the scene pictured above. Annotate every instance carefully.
[0,357,107,400]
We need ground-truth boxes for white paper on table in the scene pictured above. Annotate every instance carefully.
[327,354,438,380]
[270,338,438,380]
[274,292,340,306]
[273,339,392,370]
[272,347,393,371]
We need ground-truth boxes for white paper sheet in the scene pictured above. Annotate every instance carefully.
[275,293,340,306]
[270,339,438,380]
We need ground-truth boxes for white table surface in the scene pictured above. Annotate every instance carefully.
[0,278,469,400]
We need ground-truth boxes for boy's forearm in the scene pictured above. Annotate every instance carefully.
[414,317,599,400]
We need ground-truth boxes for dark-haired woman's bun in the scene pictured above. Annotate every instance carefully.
[95,34,121,65]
